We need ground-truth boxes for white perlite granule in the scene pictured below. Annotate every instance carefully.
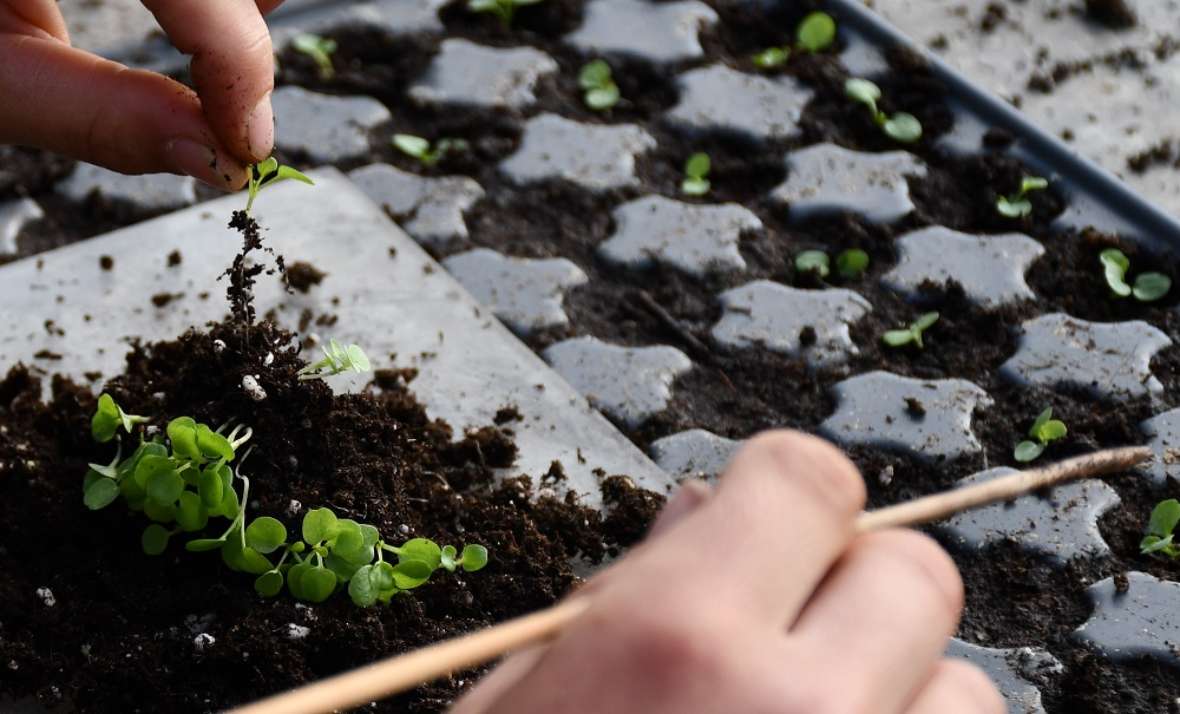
[193,633,215,652]
[286,624,311,640]
[35,587,56,607]
[242,374,267,401]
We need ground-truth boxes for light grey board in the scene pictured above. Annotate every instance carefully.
[0,168,671,508]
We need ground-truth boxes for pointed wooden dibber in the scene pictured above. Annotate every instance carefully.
[229,445,1151,714]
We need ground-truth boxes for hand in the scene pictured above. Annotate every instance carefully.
[0,0,284,190]
[453,431,1004,714]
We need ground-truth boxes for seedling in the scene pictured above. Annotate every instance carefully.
[82,396,487,605]
[752,11,837,68]
[996,176,1048,218]
[245,157,314,213]
[291,33,337,80]
[795,250,830,279]
[297,338,372,380]
[1013,407,1067,462]
[681,152,711,196]
[845,78,922,143]
[91,393,147,443]
[392,134,470,167]
[882,312,939,348]
[795,249,870,281]
[1099,248,1172,302]
[468,0,545,25]
[579,60,621,111]
[1140,498,1180,558]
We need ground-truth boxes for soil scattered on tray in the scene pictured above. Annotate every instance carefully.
[0,315,661,713]
[286,260,328,293]
[1084,0,1137,29]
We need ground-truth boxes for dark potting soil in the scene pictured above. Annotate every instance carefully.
[271,4,1180,710]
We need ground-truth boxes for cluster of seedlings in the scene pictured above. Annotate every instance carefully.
[1142,499,1180,558]
[1013,407,1068,462]
[468,0,544,26]
[579,60,621,111]
[84,385,488,607]
[393,134,470,167]
[291,33,338,80]
[681,152,712,196]
[1100,248,1171,302]
[844,78,922,143]
[794,248,870,281]
[881,312,939,349]
[995,175,1049,218]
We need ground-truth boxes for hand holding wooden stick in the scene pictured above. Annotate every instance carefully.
[228,445,1150,714]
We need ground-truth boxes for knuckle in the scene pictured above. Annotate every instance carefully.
[859,530,964,618]
[742,430,866,517]
[939,660,1006,714]
[604,609,732,686]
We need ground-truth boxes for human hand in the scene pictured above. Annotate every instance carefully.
[0,0,283,190]
[453,431,1004,714]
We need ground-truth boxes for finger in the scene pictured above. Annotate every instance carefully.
[905,660,1006,714]
[790,530,964,714]
[141,0,275,163]
[646,480,712,539]
[0,34,247,189]
[449,647,546,714]
[256,0,286,12]
[1,0,70,42]
[609,430,866,626]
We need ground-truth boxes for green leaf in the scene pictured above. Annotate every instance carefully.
[344,345,371,372]
[325,552,367,581]
[255,570,285,598]
[332,520,365,557]
[1021,176,1049,193]
[393,134,431,160]
[371,561,396,591]
[303,507,339,544]
[881,329,915,347]
[835,249,870,280]
[1100,249,1132,297]
[215,474,241,519]
[578,60,611,90]
[246,516,288,554]
[397,538,443,570]
[1029,407,1053,435]
[684,152,710,180]
[359,524,381,548]
[440,544,458,572]
[459,544,489,572]
[143,498,177,524]
[844,78,881,106]
[287,562,312,600]
[142,524,172,555]
[795,250,830,279]
[680,177,710,196]
[147,466,184,505]
[222,533,274,574]
[198,465,225,508]
[83,476,120,510]
[913,312,940,332]
[176,491,209,532]
[185,537,226,553]
[275,165,314,186]
[134,454,173,490]
[91,393,121,443]
[1133,272,1171,302]
[348,564,379,607]
[167,417,201,460]
[796,11,836,52]
[1140,534,1175,554]
[752,46,789,68]
[1013,440,1045,463]
[256,157,279,180]
[300,567,338,603]
[1147,499,1180,538]
[390,560,434,590]
[196,424,235,461]
[585,84,620,111]
[996,196,1032,218]
[883,113,922,143]
[1036,419,1068,443]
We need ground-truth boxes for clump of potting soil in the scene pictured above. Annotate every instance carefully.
[1084,0,1137,28]
[286,260,327,293]
[223,210,286,324]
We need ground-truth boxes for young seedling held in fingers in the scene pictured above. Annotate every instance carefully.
[468,0,545,26]
[1100,248,1172,302]
[1141,498,1180,558]
[752,11,837,68]
[845,78,922,143]
[996,176,1048,218]
[1013,407,1067,462]
[245,158,314,214]
[578,60,621,111]
[882,312,939,348]
[392,135,470,167]
[291,33,338,80]
[681,152,712,196]
[297,338,372,380]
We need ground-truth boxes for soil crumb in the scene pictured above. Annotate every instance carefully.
[286,260,328,293]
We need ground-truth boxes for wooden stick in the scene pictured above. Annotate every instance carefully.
[228,445,1150,714]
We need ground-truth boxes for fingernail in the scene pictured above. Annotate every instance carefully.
[247,93,274,161]
[166,139,246,191]
[648,480,712,538]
